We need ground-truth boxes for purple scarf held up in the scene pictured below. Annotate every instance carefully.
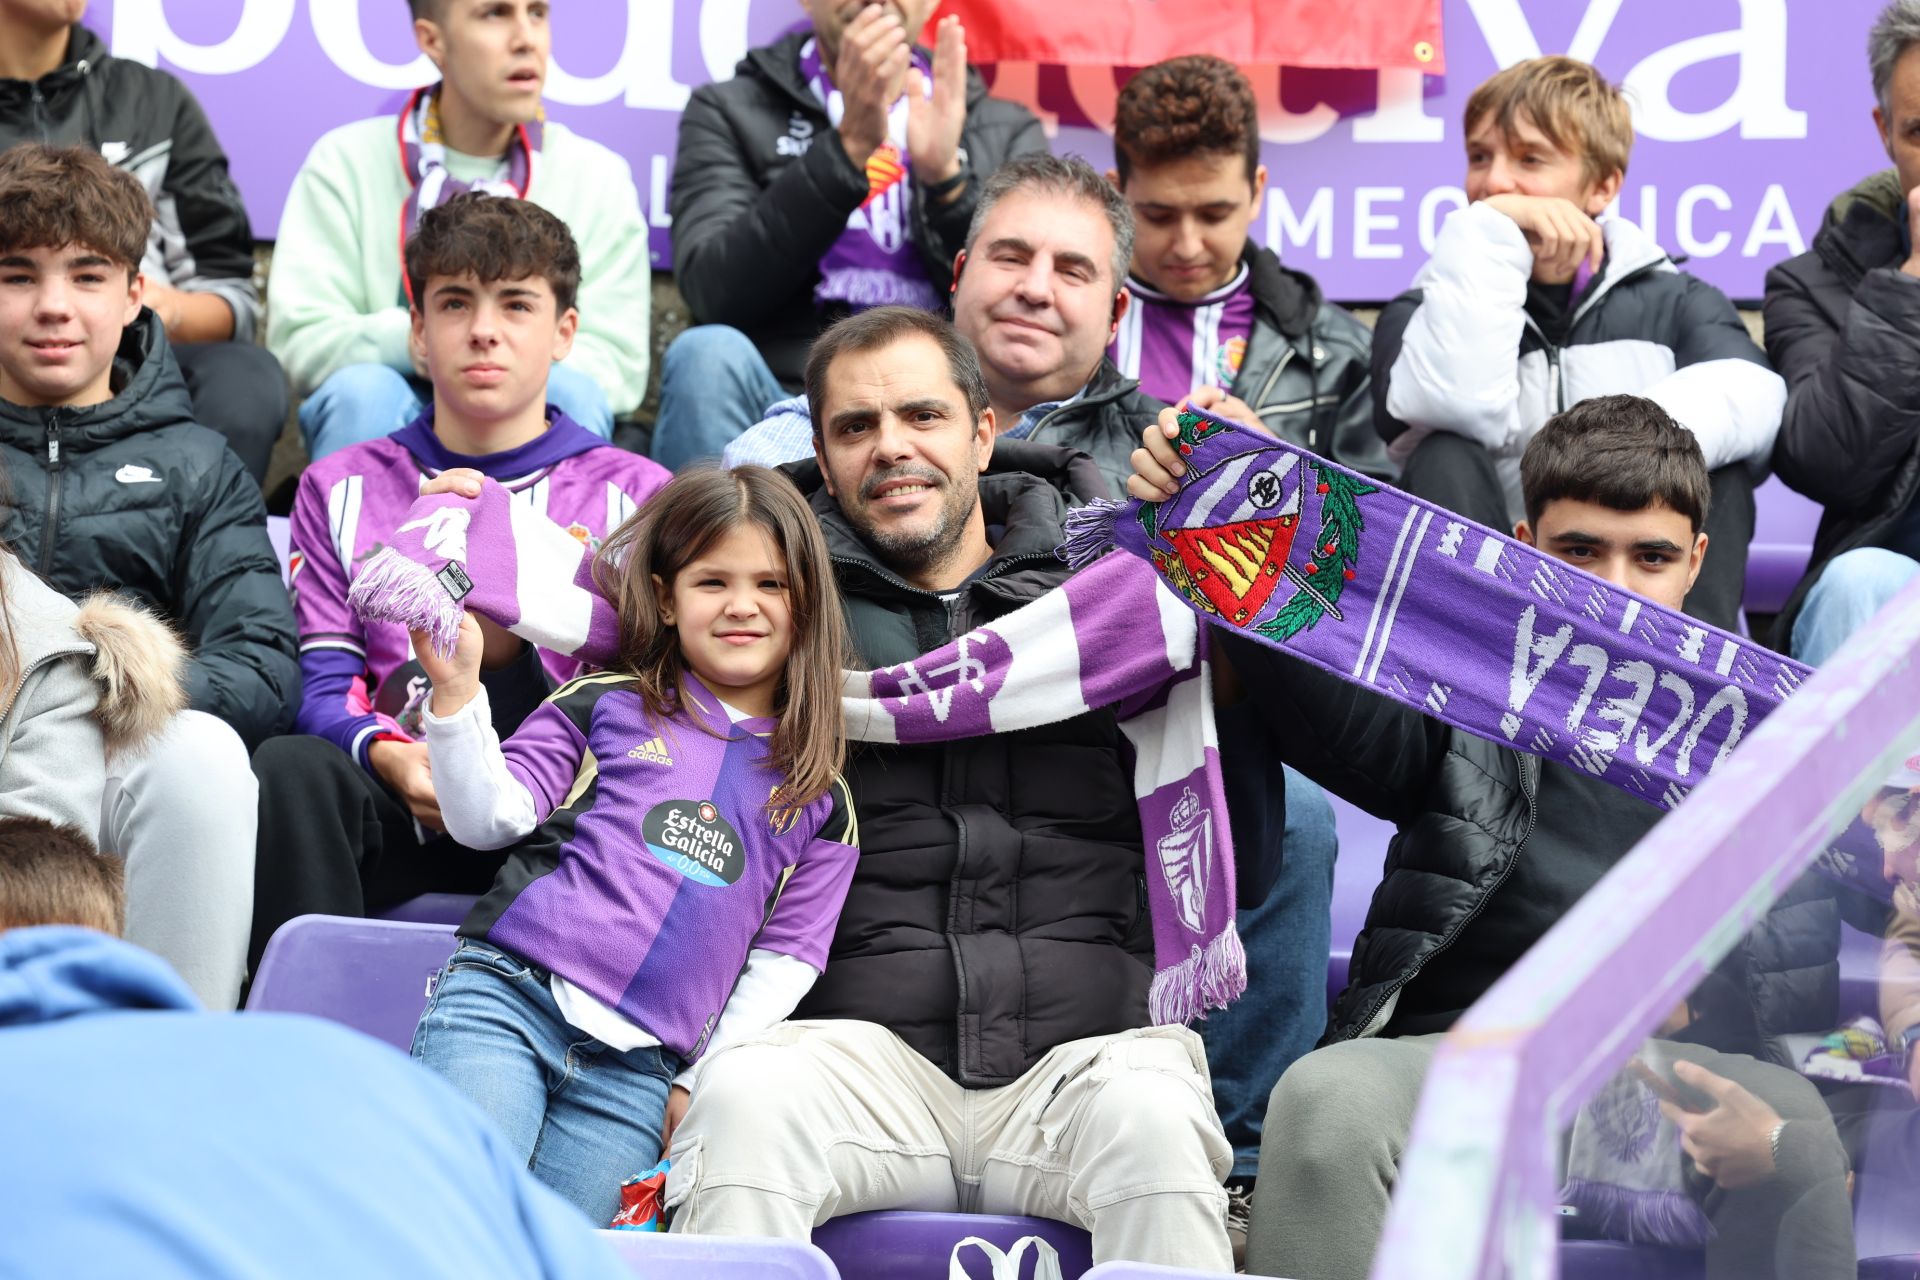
[347,477,620,666]
[1061,409,1812,811]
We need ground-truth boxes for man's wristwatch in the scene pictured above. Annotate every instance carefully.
[1767,1119,1789,1167]
[921,165,968,201]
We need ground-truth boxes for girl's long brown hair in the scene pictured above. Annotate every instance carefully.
[591,466,849,809]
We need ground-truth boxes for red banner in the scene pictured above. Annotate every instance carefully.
[926,0,1444,71]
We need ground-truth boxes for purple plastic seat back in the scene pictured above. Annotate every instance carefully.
[1557,1241,1703,1279]
[377,893,482,926]
[266,514,291,586]
[598,1229,841,1278]
[1073,1243,1707,1278]
[1744,476,1822,616]
[812,1211,1092,1280]
[1858,1256,1920,1280]
[1327,793,1396,1008]
[245,915,456,1051]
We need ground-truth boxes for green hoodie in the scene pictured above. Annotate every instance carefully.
[266,114,650,413]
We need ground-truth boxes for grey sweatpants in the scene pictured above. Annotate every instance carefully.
[1246,1034,1855,1280]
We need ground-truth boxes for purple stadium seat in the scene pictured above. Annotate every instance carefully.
[1081,1264,1223,1278]
[598,1229,840,1278]
[1858,1256,1920,1280]
[266,514,291,586]
[1558,1241,1703,1278]
[1744,476,1822,616]
[245,915,455,1050]
[812,1211,1092,1280]
[377,893,482,926]
[1327,793,1393,1011]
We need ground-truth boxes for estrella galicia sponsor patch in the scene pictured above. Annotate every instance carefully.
[642,799,744,887]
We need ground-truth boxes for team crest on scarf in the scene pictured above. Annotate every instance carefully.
[1157,786,1215,933]
[1142,411,1377,641]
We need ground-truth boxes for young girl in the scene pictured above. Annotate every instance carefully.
[408,466,857,1225]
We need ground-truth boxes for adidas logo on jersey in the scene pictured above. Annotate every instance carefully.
[628,736,673,766]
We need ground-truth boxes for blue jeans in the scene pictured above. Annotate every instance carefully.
[650,325,786,472]
[1791,546,1920,666]
[411,939,678,1225]
[298,362,614,461]
[1201,755,1338,1180]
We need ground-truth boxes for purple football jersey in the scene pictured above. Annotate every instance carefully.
[1109,266,1258,406]
[464,674,859,1060]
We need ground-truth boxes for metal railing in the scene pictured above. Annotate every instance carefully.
[1371,578,1920,1280]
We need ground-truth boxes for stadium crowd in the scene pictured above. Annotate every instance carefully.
[2,0,1920,1276]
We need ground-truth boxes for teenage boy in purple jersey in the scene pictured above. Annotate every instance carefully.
[248,194,669,968]
[1107,55,1384,479]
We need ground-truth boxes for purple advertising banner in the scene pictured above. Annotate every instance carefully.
[87,0,1891,300]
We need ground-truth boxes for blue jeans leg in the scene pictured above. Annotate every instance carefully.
[1791,547,1920,666]
[545,362,614,440]
[297,364,427,460]
[650,325,786,471]
[412,940,677,1225]
[1201,758,1338,1179]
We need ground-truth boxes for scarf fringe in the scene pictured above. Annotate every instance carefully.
[1148,921,1248,1025]
[1558,1178,1714,1249]
[346,547,465,661]
[1058,499,1124,572]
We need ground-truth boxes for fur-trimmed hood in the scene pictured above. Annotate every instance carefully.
[2,548,186,756]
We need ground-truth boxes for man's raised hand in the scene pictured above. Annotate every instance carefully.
[834,5,911,168]
[907,15,967,194]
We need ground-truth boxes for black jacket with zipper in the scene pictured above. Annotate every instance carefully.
[1231,245,1392,480]
[1225,640,1840,1056]
[787,441,1161,1086]
[0,24,262,342]
[669,28,1047,388]
[1765,170,1920,645]
[0,312,297,747]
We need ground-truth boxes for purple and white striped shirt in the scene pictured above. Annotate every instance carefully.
[1109,266,1257,407]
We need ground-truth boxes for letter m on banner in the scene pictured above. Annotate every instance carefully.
[928,0,1444,69]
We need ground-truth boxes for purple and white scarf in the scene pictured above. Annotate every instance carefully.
[397,83,542,290]
[1061,409,1811,811]
[796,37,941,313]
[839,554,1244,1026]
[347,477,619,665]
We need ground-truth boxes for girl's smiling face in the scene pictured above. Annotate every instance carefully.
[653,523,794,719]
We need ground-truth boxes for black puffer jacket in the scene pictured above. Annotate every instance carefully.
[789,442,1158,1086]
[1015,357,1166,500]
[1233,246,1392,480]
[1227,644,1839,1056]
[1765,170,1920,644]
[670,29,1048,388]
[0,312,297,746]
